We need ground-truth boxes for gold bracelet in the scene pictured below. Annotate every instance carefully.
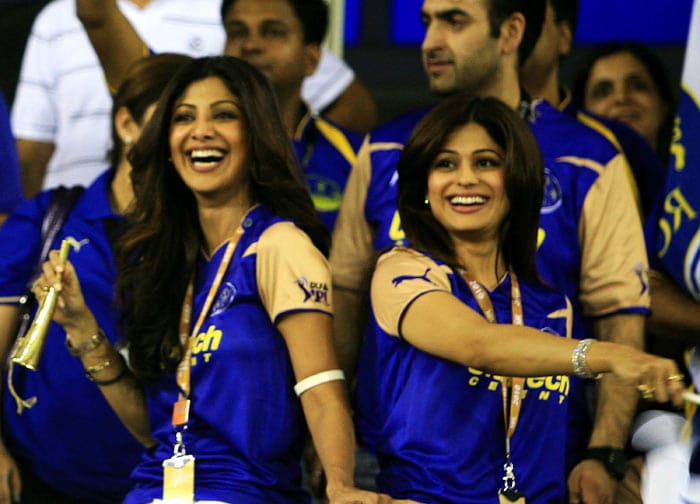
[65,329,106,356]
[85,359,113,375]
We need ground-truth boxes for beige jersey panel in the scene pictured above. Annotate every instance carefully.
[257,222,333,322]
[329,135,374,291]
[371,247,452,336]
[578,153,651,316]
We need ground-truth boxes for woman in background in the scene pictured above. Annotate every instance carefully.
[0,53,191,503]
[572,42,675,164]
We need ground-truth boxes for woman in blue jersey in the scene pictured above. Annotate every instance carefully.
[32,56,411,504]
[0,54,191,503]
[354,94,685,504]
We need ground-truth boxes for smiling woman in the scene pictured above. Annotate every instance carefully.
[168,77,252,217]
[32,56,402,504]
[353,93,685,503]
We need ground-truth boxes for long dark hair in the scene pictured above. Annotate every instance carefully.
[117,56,328,380]
[397,94,544,280]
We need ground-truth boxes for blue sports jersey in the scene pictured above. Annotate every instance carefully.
[561,95,667,221]
[293,111,363,231]
[0,90,23,214]
[357,247,571,503]
[125,205,333,504]
[337,99,650,472]
[0,171,143,503]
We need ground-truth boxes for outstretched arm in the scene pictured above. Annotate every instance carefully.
[76,0,149,92]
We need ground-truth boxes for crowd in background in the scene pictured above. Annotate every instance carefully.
[0,0,697,503]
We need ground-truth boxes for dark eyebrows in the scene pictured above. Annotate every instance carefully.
[421,7,468,22]
[173,100,239,109]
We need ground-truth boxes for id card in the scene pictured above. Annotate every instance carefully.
[499,489,526,504]
[163,454,195,504]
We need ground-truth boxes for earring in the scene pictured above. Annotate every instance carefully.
[124,136,133,146]
[424,197,430,206]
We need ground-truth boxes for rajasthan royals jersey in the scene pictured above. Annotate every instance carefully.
[357,247,571,503]
[125,205,333,504]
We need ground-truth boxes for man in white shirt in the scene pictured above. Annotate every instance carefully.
[12,0,374,197]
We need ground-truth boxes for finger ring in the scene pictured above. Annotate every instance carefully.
[637,384,655,400]
[667,373,685,383]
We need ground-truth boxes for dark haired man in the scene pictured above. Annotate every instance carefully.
[334,1,648,503]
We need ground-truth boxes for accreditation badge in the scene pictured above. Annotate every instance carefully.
[162,453,195,504]
[498,488,526,504]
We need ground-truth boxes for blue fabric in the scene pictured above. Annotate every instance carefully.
[353,99,649,477]
[0,90,23,214]
[125,206,325,504]
[293,113,363,231]
[0,171,143,503]
[357,250,569,503]
[563,103,667,221]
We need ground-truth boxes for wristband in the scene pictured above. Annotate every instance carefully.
[294,369,345,397]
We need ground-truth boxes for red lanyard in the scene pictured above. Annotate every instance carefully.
[462,270,524,493]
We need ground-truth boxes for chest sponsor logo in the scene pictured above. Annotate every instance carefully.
[467,331,570,405]
[541,167,563,214]
[296,277,330,306]
[211,282,236,316]
[190,325,222,366]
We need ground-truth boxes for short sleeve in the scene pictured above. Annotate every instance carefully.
[578,154,651,316]
[371,247,452,336]
[256,221,333,323]
[329,135,374,291]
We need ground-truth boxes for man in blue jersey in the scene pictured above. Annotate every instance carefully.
[333,1,648,503]
[77,0,363,232]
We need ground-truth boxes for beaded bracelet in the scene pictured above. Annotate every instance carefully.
[65,329,106,356]
[571,338,603,379]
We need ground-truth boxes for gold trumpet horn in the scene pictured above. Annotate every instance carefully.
[12,239,74,370]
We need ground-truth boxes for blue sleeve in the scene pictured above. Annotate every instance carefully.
[601,117,667,220]
[0,90,24,213]
[0,192,52,300]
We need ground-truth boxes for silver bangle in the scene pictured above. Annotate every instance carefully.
[572,338,602,379]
